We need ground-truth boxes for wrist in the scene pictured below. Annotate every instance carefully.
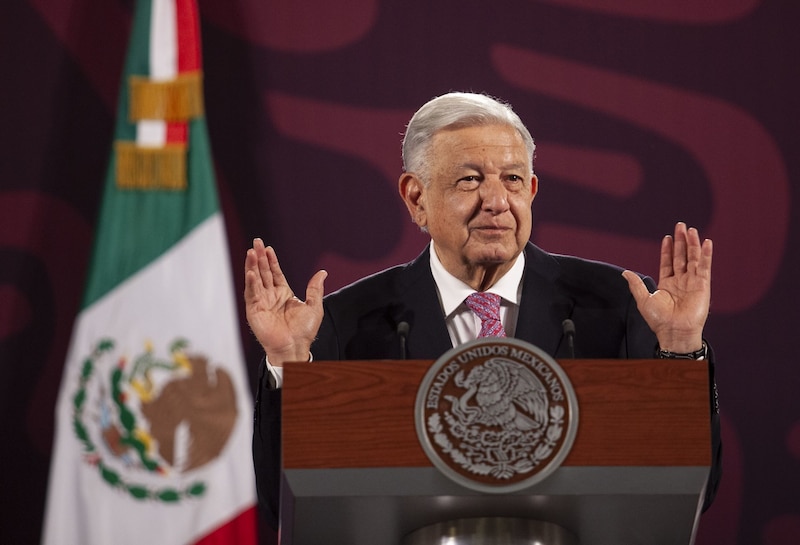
[654,331,704,355]
[265,346,312,367]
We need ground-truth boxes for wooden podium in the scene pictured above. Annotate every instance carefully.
[279,358,711,545]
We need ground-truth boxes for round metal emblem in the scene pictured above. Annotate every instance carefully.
[415,338,579,493]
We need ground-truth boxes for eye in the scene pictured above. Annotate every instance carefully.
[457,175,481,189]
[501,174,520,188]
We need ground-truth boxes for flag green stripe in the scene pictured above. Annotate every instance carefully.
[81,0,219,308]
[114,0,151,143]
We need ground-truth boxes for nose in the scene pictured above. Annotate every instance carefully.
[480,178,510,214]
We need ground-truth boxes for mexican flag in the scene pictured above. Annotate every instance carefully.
[41,1,257,543]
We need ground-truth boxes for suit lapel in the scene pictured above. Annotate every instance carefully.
[515,243,574,356]
[391,246,453,360]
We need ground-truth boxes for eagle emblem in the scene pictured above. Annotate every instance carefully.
[447,357,548,432]
[71,338,238,502]
[416,338,579,493]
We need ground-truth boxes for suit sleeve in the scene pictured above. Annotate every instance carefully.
[252,305,340,529]
[703,345,723,512]
[252,358,281,529]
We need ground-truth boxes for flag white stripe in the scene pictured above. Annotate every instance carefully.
[137,0,176,147]
[149,0,177,80]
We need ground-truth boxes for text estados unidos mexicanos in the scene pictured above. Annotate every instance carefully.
[425,345,564,408]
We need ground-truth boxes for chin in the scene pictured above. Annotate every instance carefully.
[470,248,517,266]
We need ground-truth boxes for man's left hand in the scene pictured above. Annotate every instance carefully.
[623,222,713,353]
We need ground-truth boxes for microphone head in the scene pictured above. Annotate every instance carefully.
[397,321,410,336]
[562,318,576,358]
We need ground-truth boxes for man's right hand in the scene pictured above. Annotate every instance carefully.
[244,238,327,366]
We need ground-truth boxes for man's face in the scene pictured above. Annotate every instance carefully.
[400,123,538,286]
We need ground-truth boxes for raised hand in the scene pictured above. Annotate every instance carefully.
[622,222,712,353]
[243,238,327,366]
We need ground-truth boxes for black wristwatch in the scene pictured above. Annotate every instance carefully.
[655,340,708,360]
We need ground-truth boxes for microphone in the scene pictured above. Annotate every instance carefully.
[397,321,410,360]
[562,319,576,358]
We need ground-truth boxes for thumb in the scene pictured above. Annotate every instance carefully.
[622,270,651,306]
[305,270,328,309]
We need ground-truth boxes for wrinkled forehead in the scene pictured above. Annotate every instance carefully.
[429,124,532,170]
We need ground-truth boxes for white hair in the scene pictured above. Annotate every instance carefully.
[401,92,536,183]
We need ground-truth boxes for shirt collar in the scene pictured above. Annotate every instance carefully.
[429,241,525,317]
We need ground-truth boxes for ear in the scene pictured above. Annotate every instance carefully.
[398,172,427,228]
[530,174,539,200]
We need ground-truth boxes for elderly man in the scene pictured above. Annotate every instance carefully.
[245,92,720,527]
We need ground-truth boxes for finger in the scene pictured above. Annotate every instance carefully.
[245,238,270,289]
[304,270,328,309]
[264,245,290,289]
[244,247,257,276]
[244,241,265,301]
[244,263,269,308]
[685,226,703,266]
[243,262,260,303]
[253,237,267,256]
[245,237,264,273]
[699,237,713,278]
[253,245,280,292]
[672,222,688,273]
[658,233,674,281]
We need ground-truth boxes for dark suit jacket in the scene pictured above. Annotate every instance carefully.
[253,242,721,527]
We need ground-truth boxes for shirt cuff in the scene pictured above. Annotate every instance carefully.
[265,352,313,389]
[266,359,284,388]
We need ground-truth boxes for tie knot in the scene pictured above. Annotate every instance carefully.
[465,292,506,338]
[466,292,502,320]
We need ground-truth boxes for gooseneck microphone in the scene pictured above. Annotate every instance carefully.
[397,321,410,360]
[562,319,576,359]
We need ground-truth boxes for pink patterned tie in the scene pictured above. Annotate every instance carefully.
[465,292,507,338]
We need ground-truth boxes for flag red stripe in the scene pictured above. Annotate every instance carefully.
[192,506,258,545]
[175,0,201,72]
[166,122,187,143]
[165,0,199,145]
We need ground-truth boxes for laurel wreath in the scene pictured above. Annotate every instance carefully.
[72,338,206,502]
[428,405,566,480]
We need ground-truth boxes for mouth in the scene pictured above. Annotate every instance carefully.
[473,222,512,230]
[472,225,512,236]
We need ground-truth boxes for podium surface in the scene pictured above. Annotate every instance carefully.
[280,358,711,545]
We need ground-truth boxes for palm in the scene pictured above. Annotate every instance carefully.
[637,277,708,337]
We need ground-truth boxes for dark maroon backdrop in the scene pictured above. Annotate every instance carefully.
[2,1,799,544]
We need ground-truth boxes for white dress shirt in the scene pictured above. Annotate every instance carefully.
[429,241,525,345]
